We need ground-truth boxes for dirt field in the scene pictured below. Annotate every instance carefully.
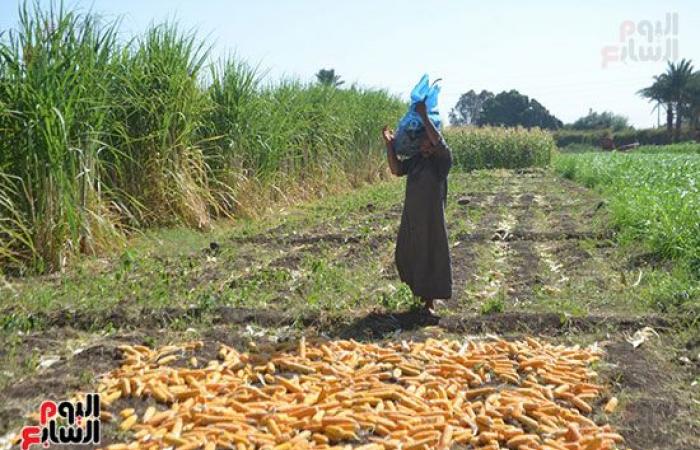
[1,169,699,449]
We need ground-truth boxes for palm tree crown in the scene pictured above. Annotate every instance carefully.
[315,68,344,87]
[638,58,697,139]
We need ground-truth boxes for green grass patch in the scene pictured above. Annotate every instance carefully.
[553,152,699,312]
[557,141,700,155]
[0,176,407,328]
[558,143,601,154]
[634,142,700,154]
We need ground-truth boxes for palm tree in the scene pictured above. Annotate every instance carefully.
[639,74,673,136]
[664,59,694,140]
[315,68,344,87]
[639,59,695,141]
[684,72,700,131]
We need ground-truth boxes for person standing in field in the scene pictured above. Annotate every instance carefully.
[382,100,453,314]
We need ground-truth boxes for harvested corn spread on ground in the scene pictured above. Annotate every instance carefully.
[97,337,625,450]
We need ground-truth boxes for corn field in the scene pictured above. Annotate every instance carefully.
[0,2,404,274]
[445,126,556,171]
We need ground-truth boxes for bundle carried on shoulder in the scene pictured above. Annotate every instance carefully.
[394,74,442,160]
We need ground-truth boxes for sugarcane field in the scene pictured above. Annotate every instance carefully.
[0,2,699,450]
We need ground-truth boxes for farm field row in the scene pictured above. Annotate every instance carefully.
[3,168,689,329]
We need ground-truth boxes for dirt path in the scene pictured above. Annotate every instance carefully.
[443,169,621,316]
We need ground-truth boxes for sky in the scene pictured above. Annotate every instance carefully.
[1,0,698,128]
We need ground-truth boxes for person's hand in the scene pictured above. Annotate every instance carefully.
[382,126,394,144]
[415,100,427,118]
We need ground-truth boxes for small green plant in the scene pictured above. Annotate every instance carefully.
[543,298,587,317]
[78,370,94,385]
[380,284,416,310]
[142,335,156,348]
[480,296,505,315]
[0,313,39,332]
[303,258,355,310]
[22,349,40,373]
[115,250,136,281]
[197,293,217,311]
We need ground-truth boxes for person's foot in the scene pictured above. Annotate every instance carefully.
[420,297,441,317]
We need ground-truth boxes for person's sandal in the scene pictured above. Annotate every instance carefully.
[421,298,440,317]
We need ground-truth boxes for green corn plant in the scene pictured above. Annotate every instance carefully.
[445,126,556,171]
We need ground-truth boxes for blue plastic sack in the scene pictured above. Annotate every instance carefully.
[394,74,442,159]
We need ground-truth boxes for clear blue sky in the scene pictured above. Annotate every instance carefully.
[1,0,698,127]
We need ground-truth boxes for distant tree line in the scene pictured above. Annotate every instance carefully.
[321,62,700,140]
[567,109,630,132]
[450,58,700,139]
[449,89,633,133]
[449,89,562,129]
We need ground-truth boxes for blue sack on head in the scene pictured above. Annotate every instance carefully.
[394,74,442,159]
